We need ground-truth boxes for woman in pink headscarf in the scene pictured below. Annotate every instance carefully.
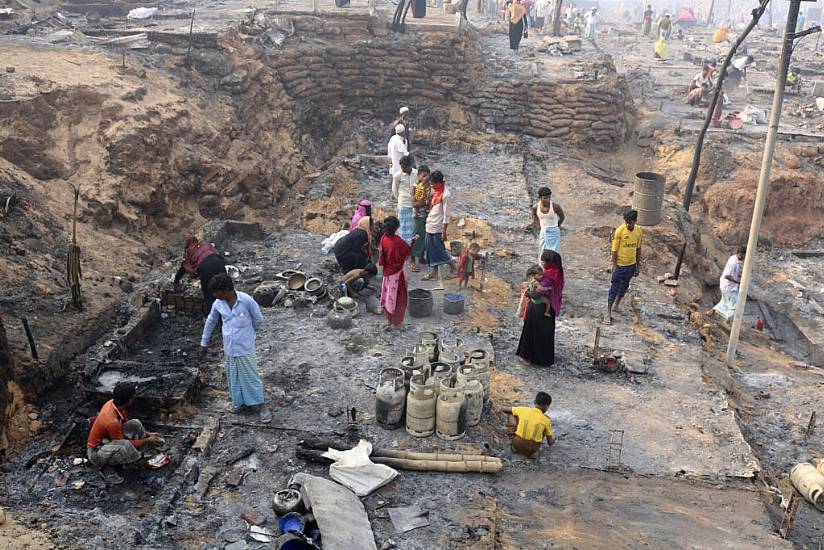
[350,200,372,231]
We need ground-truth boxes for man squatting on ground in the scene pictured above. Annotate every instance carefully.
[87,382,163,478]
[499,392,555,457]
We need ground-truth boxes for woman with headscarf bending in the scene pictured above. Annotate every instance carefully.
[517,249,564,367]
[174,237,227,314]
[350,200,372,231]
[334,216,373,273]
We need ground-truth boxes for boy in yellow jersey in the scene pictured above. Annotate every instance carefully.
[499,392,555,457]
[607,209,642,325]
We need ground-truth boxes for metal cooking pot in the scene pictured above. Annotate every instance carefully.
[287,272,307,291]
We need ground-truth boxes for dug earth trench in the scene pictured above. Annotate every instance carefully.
[0,7,822,550]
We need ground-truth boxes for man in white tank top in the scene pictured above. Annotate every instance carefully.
[531,186,565,261]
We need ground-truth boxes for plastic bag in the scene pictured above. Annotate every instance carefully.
[654,38,668,60]
[323,440,398,497]
[321,230,349,255]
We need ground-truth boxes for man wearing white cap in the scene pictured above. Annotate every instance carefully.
[390,106,412,145]
[387,123,409,180]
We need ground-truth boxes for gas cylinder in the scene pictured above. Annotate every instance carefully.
[466,349,491,401]
[399,356,423,393]
[436,375,466,440]
[419,332,439,363]
[376,367,406,429]
[410,344,430,368]
[790,463,824,511]
[456,366,483,426]
[406,374,436,437]
[439,351,461,374]
[439,336,465,364]
[430,362,453,396]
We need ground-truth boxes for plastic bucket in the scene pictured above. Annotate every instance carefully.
[443,292,465,315]
[408,288,434,317]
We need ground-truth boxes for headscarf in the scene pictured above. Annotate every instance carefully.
[350,200,371,231]
[544,263,564,316]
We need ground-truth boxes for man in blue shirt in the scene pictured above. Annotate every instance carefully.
[200,274,271,423]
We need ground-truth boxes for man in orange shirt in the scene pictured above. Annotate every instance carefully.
[87,382,162,478]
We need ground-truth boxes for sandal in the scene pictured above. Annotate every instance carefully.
[102,466,124,485]
[422,274,437,281]
[409,265,421,273]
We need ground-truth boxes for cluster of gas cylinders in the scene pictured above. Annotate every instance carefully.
[375,332,492,440]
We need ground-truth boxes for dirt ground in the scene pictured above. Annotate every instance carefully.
[0,1,823,549]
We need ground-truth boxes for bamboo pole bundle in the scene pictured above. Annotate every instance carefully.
[372,449,502,464]
[371,456,502,474]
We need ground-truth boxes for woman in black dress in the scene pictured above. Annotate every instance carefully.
[517,250,564,367]
[334,216,372,272]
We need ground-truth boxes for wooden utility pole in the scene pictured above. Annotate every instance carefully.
[726,0,802,366]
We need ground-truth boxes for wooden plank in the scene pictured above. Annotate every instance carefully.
[791,249,824,259]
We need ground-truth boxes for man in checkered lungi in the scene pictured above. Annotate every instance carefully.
[392,155,418,271]
[200,274,272,423]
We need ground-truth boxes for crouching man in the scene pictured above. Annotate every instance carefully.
[499,391,555,457]
[87,382,163,482]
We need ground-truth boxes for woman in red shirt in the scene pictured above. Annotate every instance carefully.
[379,216,417,328]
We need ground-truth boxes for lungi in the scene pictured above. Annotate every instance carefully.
[609,264,637,303]
[538,226,561,260]
[398,207,415,243]
[425,232,452,267]
[225,354,265,407]
[713,290,739,321]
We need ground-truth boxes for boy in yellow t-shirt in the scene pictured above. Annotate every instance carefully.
[500,392,555,457]
[607,209,643,325]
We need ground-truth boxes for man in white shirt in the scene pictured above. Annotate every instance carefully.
[423,170,457,281]
[392,156,418,268]
[728,54,754,89]
[387,124,408,181]
[712,246,746,321]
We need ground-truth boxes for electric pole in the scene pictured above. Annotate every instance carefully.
[725,0,802,366]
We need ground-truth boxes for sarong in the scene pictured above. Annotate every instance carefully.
[380,269,408,326]
[609,264,636,303]
[537,226,560,260]
[713,289,739,321]
[425,232,452,267]
[412,209,428,258]
[225,354,265,407]
[509,19,524,49]
[398,207,414,243]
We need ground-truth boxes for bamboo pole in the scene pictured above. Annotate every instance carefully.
[726,0,801,366]
[371,456,502,473]
[372,448,502,463]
